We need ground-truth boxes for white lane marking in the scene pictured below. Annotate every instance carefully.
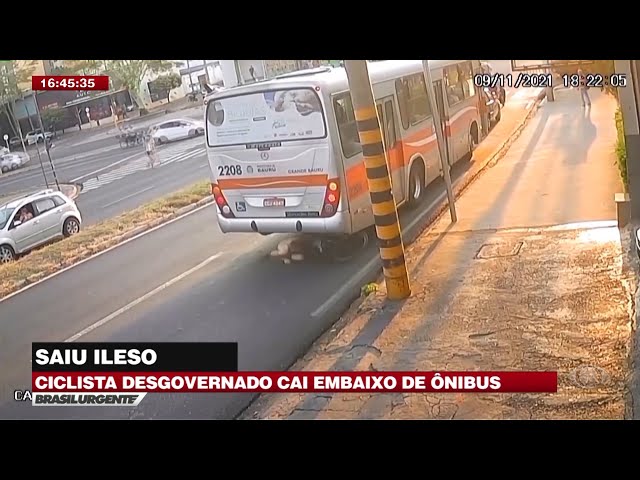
[176,149,206,163]
[311,175,464,319]
[64,252,223,342]
[0,202,214,306]
[102,185,155,208]
[71,152,141,183]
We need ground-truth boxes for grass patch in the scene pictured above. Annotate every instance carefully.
[0,180,210,299]
[615,107,629,192]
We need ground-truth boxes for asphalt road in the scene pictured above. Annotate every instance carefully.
[0,87,544,420]
[0,106,206,195]
[0,157,476,420]
[0,135,210,225]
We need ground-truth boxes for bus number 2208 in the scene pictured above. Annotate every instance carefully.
[218,165,243,176]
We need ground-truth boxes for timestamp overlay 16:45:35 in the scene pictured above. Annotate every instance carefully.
[473,72,628,89]
[31,75,110,91]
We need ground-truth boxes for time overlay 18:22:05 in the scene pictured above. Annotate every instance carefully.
[31,75,110,91]
[473,72,628,89]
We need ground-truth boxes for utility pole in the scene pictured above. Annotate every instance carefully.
[344,60,411,300]
[186,60,195,93]
[422,60,457,223]
[32,92,60,191]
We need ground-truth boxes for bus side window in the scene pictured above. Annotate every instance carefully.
[334,95,362,158]
[395,78,410,130]
[444,65,465,106]
[461,61,476,98]
[384,100,397,147]
[405,73,431,125]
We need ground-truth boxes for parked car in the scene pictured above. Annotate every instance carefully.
[0,189,82,263]
[9,136,23,148]
[150,119,205,145]
[0,152,24,173]
[25,129,53,145]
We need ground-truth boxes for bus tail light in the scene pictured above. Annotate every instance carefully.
[321,178,340,217]
[211,183,235,218]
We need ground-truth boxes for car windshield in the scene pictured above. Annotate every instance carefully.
[0,205,15,229]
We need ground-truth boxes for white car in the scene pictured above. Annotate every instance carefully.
[25,129,53,145]
[0,153,26,173]
[0,189,82,263]
[150,119,205,145]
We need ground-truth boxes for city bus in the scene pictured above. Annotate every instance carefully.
[204,60,484,247]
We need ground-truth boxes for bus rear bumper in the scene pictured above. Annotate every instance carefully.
[217,212,351,235]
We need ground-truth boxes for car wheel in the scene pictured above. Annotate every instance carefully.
[1,166,8,173]
[63,217,81,237]
[159,136,168,145]
[0,244,15,263]
[188,129,196,138]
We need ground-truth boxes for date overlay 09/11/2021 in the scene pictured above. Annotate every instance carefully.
[31,75,110,91]
[473,72,629,89]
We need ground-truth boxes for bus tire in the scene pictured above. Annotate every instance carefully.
[407,160,425,208]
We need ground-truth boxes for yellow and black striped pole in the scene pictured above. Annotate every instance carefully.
[344,60,410,300]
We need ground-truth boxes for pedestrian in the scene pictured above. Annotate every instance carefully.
[145,129,158,168]
[577,69,591,108]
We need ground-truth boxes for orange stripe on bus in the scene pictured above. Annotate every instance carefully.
[218,174,329,190]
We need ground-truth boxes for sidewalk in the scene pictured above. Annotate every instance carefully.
[244,88,637,420]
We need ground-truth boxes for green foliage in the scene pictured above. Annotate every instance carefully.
[615,107,628,192]
[153,73,182,101]
[41,108,66,131]
[62,60,179,107]
[0,60,36,100]
[0,61,36,138]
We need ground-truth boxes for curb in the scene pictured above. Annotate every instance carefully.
[1,195,214,299]
[310,93,548,338]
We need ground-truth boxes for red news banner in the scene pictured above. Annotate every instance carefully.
[32,75,109,91]
[28,343,557,406]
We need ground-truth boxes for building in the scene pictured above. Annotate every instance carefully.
[141,60,225,107]
[218,60,333,87]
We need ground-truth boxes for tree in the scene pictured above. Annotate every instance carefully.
[0,60,36,154]
[56,59,182,112]
[104,60,179,113]
[41,108,67,134]
[153,73,182,102]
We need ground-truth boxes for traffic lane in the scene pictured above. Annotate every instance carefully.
[0,204,278,417]
[53,109,206,156]
[3,159,472,420]
[4,233,289,420]
[75,152,210,225]
[0,147,141,196]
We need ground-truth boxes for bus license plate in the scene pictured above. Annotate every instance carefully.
[264,197,285,207]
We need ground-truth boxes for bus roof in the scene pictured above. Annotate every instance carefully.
[205,60,474,101]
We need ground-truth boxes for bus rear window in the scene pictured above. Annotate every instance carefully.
[206,88,326,147]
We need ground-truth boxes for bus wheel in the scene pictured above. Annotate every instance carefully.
[320,231,370,263]
[407,161,425,208]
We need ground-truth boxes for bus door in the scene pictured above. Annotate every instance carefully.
[433,80,453,167]
[376,96,404,203]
